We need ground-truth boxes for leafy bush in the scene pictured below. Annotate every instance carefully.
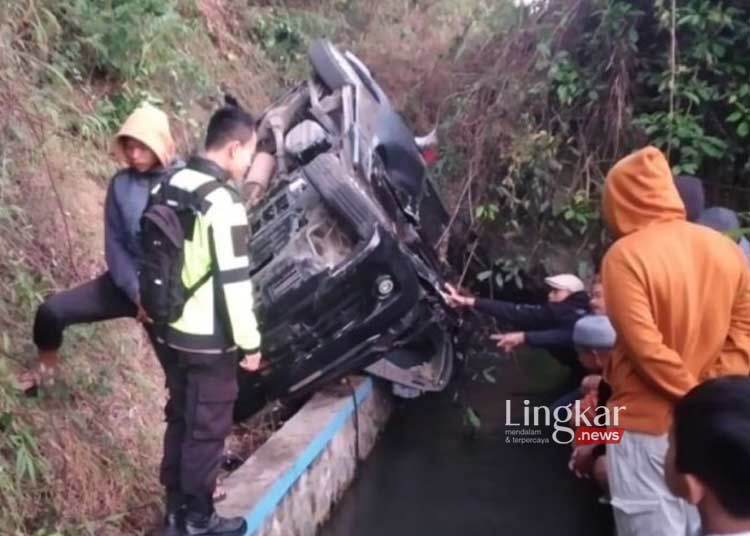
[634,0,750,177]
[49,0,199,81]
[427,0,750,289]
[80,88,163,141]
[249,8,345,82]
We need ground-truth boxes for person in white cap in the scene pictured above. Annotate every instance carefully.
[444,273,590,379]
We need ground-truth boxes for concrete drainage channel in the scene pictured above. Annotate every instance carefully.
[218,376,392,536]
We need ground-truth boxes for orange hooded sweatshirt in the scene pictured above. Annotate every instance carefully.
[602,146,750,435]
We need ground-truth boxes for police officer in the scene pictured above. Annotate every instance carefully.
[153,104,261,536]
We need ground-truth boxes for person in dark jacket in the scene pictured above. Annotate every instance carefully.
[25,104,178,389]
[665,377,750,536]
[674,174,706,223]
[444,273,590,370]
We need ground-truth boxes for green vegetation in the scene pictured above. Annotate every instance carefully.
[49,0,198,81]
[249,6,346,83]
[427,0,750,287]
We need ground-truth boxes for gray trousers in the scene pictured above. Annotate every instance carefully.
[608,431,701,536]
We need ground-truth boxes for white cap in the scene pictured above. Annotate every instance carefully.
[544,273,585,293]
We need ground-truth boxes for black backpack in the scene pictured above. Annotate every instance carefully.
[139,179,223,325]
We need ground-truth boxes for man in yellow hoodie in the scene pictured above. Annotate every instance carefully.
[29,104,177,387]
[601,146,750,535]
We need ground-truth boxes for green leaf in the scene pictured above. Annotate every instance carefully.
[494,273,505,290]
[683,91,701,105]
[482,367,497,384]
[682,162,699,174]
[477,270,492,282]
[628,27,638,43]
[727,228,750,240]
[0,412,12,430]
[464,407,482,431]
[536,41,551,58]
[728,111,743,123]
[704,136,728,150]
[739,122,750,138]
[701,143,724,159]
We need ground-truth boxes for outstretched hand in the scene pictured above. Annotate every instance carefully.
[135,301,153,325]
[441,283,476,309]
[490,332,525,353]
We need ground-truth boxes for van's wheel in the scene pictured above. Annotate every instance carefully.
[303,153,379,239]
[308,40,357,91]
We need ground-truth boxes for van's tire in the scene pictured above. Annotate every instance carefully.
[303,153,378,239]
[308,40,355,91]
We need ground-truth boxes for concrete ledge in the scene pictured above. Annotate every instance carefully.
[218,377,392,536]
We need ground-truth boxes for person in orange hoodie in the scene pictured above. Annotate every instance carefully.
[601,146,750,536]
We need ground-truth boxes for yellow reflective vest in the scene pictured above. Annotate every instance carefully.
[160,157,261,354]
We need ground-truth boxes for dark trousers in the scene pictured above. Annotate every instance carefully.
[33,272,137,351]
[152,340,239,516]
[34,271,237,514]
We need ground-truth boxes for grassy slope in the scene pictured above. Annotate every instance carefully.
[0,0,482,533]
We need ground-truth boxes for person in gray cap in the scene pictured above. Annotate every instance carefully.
[568,315,616,490]
[573,314,616,375]
[697,206,750,265]
[552,312,617,410]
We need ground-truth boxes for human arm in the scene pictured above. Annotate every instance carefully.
[104,177,140,303]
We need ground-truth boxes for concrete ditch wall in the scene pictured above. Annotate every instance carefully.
[218,377,392,536]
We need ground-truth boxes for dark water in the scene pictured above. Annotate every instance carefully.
[319,353,614,536]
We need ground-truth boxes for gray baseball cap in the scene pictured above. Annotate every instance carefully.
[573,315,616,349]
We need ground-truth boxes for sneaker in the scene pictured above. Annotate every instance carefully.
[184,512,247,536]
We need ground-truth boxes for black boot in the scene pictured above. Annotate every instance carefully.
[183,512,247,536]
[162,510,183,536]
[163,489,186,536]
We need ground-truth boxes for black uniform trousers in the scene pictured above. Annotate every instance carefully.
[33,272,137,351]
[152,339,239,516]
[34,271,238,515]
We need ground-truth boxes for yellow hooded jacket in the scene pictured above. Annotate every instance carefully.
[602,146,750,435]
[113,103,175,168]
[104,104,177,302]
